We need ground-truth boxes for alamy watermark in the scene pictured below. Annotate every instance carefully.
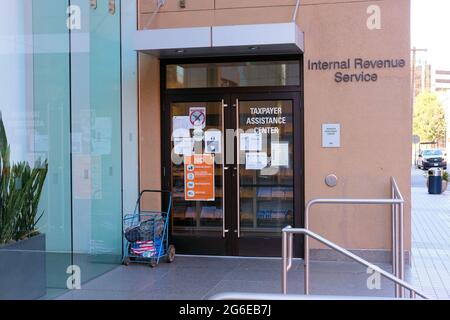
[171,127,283,176]
[367,5,381,30]
[67,5,81,30]
[366,267,382,290]
[66,265,81,290]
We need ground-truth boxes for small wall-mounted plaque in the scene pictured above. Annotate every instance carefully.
[90,0,97,10]
[322,124,341,148]
[108,0,116,15]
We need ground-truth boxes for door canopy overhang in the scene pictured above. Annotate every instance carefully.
[134,23,304,58]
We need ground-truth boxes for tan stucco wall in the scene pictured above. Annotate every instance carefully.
[138,54,162,211]
[137,0,411,252]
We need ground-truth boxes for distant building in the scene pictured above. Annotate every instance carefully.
[431,69,450,153]
[413,61,450,96]
[439,92,450,153]
[433,69,450,94]
[414,61,432,96]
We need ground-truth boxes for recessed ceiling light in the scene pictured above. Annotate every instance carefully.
[249,46,259,51]
[176,49,186,54]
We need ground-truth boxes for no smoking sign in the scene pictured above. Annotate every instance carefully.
[189,107,206,129]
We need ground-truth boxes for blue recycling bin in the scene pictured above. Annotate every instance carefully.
[428,168,443,194]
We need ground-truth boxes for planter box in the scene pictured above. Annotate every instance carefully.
[0,233,46,300]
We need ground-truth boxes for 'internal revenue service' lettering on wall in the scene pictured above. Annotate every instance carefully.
[307,58,406,83]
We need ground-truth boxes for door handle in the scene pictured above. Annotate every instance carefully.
[235,99,241,238]
[222,100,227,238]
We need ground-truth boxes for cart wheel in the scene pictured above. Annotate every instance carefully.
[149,260,157,268]
[123,257,131,266]
[166,245,176,263]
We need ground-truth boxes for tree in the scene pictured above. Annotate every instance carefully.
[413,92,447,145]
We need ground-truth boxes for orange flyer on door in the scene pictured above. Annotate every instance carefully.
[184,154,215,201]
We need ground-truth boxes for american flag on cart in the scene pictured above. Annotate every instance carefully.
[131,240,156,256]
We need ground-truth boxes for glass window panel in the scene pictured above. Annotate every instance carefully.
[170,102,224,236]
[166,60,300,89]
[32,0,72,296]
[238,100,294,235]
[0,0,72,299]
[71,0,123,283]
[0,0,123,299]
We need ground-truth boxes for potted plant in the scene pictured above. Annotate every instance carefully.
[0,115,48,300]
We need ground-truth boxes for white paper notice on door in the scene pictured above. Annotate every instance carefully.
[245,152,268,170]
[240,132,262,151]
[271,142,289,167]
[174,137,194,155]
[204,130,221,153]
[172,116,191,138]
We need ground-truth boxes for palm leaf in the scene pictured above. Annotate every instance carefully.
[0,116,48,244]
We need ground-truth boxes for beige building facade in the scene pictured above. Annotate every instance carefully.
[135,0,411,260]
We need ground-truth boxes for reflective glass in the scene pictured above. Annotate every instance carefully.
[167,61,300,89]
[0,0,123,299]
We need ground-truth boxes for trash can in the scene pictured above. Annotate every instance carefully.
[428,168,443,194]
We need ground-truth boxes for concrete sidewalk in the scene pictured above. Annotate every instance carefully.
[410,168,450,299]
[57,256,403,300]
[55,169,450,300]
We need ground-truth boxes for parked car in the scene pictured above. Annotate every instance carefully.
[416,149,447,170]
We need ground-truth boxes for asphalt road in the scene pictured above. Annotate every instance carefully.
[411,167,427,188]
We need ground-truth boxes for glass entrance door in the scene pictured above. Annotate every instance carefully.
[164,92,302,257]
[232,95,296,256]
[168,97,228,255]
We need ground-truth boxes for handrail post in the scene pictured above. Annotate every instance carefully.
[391,177,405,297]
[392,183,400,298]
[399,202,405,298]
[396,205,403,298]
[391,184,397,278]
[282,227,289,294]
[396,206,402,297]
[304,205,310,295]
[287,232,293,271]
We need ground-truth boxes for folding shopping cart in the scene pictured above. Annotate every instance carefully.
[122,190,175,267]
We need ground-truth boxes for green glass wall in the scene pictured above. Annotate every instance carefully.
[71,0,123,282]
[32,0,72,296]
[0,0,123,299]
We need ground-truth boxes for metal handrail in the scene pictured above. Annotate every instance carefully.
[303,177,405,297]
[391,176,405,297]
[210,292,399,300]
[282,227,429,299]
